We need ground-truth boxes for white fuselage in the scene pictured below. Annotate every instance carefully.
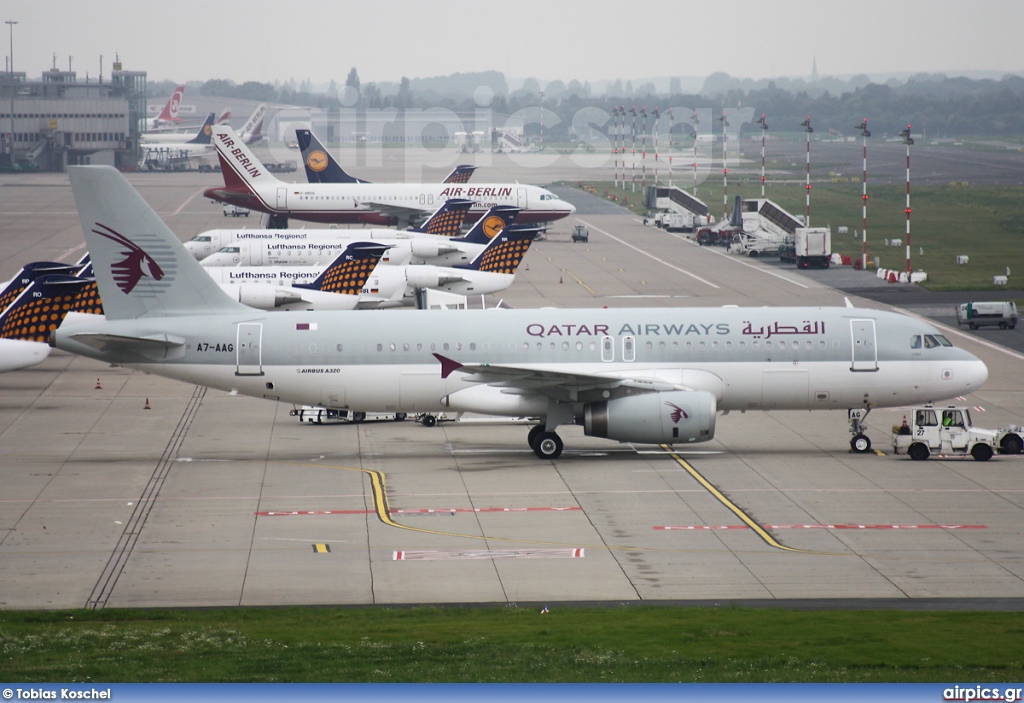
[199,238,479,268]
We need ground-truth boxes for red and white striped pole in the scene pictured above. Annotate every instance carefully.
[640,105,648,192]
[613,106,620,189]
[800,116,813,225]
[757,113,767,199]
[692,110,699,197]
[719,111,729,221]
[900,124,914,275]
[856,118,871,270]
[667,107,674,187]
[630,105,637,193]
[653,106,660,187]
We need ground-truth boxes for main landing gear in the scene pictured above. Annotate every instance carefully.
[848,408,872,453]
[528,424,564,459]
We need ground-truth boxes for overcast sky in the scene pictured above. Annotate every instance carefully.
[5,0,1023,87]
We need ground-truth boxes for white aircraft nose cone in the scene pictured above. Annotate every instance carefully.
[964,359,989,391]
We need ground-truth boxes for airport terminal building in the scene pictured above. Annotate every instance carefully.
[0,62,146,172]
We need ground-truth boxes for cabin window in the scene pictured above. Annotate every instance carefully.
[622,335,636,362]
[443,343,450,351]
[725,341,732,350]
[336,344,343,352]
[672,341,679,350]
[752,340,759,349]
[536,342,543,350]
[711,341,718,350]
[429,343,436,352]
[417,343,423,352]
[659,341,666,351]
[765,340,772,349]
[456,343,463,351]
[832,340,840,349]
[645,341,653,351]
[819,341,826,349]
[549,342,556,350]
[601,336,613,362]
[739,341,746,349]
[805,341,812,349]
[576,341,583,351]
[470,343,477,351]
[778,340,786,349]
[522,342,529,351]
[562,342,570,351]
[699,341,706,350]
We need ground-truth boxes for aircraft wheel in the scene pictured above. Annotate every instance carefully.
[971,443,994,462]
[527,424,545,449]
[1000,433,1023,455]
[420,414,437,427]
[850,434,872,453]
[532,431,564,460]
[908,443,930,461]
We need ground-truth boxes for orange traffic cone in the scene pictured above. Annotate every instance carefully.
[94,378,102,390]
[144,398,151,410]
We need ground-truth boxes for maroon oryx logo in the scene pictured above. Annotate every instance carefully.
[666,401,689,424]
[92,223,165,294]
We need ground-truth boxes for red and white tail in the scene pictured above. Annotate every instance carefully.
[216,108,231,125]
[239,104,267,144]
[157,85,185,122]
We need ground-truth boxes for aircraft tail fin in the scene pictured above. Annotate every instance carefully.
[295,242,389,295]
[157,85,185,122]
[187,113,216,144]
[210,125,281,197]
[457,205,520,245]
[442,165,477,184]
[461,225,536,274]
[239,104,267,144]
[413,198,474,238]
[0,261,83,313]
[297,128,367,184]
[68,166,251,320]
[216,108,231,125]
[1,275,94,342]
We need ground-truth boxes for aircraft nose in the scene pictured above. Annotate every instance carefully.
[959,358,989,393]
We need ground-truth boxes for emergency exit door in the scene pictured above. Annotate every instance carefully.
[849,319,878,372]
[236,323,264,376]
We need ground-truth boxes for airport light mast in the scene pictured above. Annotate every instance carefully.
[800,116,813,225]
[900,124,914,275]
[757,113,768,198]
[719,111,729,221]
[855,118,871,270]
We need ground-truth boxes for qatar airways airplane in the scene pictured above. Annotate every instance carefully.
[53,167,988,459]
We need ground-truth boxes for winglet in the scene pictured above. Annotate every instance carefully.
[845,297,854,308]
[433,352,463,379]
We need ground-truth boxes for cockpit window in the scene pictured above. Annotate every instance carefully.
[539,193,559,201]
[218,247,240,253]
[192,236,211,242]
[934,335,952,347]
[910,335,922,349]
[923,334,940,349]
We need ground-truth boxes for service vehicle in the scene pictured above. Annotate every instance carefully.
[222,204,250,218]
[956,301,1018,330]
[571,225,589,243]
[892,405,998,461]
[291,406,407,424]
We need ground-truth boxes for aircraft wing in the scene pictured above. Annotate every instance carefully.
[365,201,431,228]
[434,354,680,402]
[70,332,186,360]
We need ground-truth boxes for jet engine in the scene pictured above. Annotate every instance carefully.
[405,268,465,289]
[584,390,717,444]
[233,285,304,310]
[409,239,460,260]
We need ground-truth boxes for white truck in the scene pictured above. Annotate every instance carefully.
[956,301,1018,330]
[291,406,407,424]
[892,405,998,461]
[793,227,831,269]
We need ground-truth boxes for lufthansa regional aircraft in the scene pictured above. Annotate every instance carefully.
[185,198,477,261]
[55,166,989,459]
[199,205,524,269]
[204,126,575,228]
